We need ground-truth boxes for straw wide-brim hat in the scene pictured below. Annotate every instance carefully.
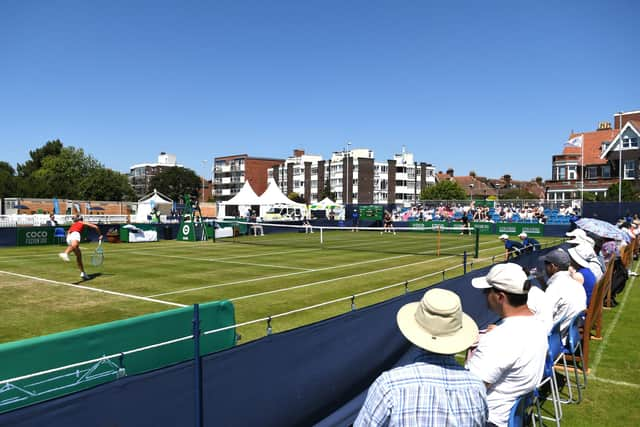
[397,288,478,355]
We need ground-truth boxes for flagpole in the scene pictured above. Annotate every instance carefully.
[618,112,623,206]
[581,137,584,207]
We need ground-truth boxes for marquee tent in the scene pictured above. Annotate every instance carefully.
[257,178,306,216]
[135,189,173,222]
[218,181,261,217]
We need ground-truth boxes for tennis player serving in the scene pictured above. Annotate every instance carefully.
[58,215,103,280]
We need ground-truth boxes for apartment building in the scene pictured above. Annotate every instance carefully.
[267,148,436,206]
[129,152,182,198]
[213,154,284,202]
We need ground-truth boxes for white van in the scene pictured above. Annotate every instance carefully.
[264,205,304,221]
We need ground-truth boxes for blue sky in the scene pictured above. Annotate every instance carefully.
[1,0,638,181]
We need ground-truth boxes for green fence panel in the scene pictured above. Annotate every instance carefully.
[0,300,236,413]
[16,227,87,246]
[519,223,544,236]
[495,222,521,236]
[470,222,493,234]
[16,227,55,246]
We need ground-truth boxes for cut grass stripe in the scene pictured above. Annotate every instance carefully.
[0,270,186,308]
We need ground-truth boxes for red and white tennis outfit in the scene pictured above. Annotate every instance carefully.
[66,221,84,245]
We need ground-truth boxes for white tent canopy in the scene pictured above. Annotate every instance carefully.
[135,189,173,222]
[310,197,340,210]
[258,178,306,216]
[218,181,261,217]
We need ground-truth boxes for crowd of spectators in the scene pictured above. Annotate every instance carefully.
[355,217,635,427]
[393,201,579,224]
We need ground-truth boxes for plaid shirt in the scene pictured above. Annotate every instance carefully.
[354,353,487,427]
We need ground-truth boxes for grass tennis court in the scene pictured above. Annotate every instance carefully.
[0,229,639,425]
[0,228,541,344]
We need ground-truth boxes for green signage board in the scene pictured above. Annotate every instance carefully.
[16,228,55,246]
[496,222,543,236]
[470,222,493,234]
[359,205,383,221]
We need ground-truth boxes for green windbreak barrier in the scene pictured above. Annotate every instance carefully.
[0,301,235,413]
[470,222,493,234]
[496,222,543,236]
[119,223,157,242]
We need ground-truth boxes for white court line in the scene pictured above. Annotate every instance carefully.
[230,256,459,302]
[0,270,186,308]
[147,240,503,298]
[590,262,638,376]
[147,253,415,297]
[590,375,640,388]
[129,252,313,271]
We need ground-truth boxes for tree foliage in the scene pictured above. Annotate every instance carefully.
[0,161,17,199]
[500,188,538,199]
[288,192,306,204]
[8,140,135,200]
[605,181,638,201]
[420,180,467,200]
[149,166,201,201]
[317,179,336,201]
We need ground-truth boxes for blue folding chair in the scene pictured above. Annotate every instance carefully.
[54,227,66,244]
[561,311,587,404]
[534,321,567,427]
[508,391,538,427]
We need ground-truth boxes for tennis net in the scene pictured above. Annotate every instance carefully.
[214,221,479,257]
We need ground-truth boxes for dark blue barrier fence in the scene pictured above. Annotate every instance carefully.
[584,202,640,224]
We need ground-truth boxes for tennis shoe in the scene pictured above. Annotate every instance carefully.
[59,252,70,262]
[80,272,89,280]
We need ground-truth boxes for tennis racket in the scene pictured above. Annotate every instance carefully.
[91,240,104,267]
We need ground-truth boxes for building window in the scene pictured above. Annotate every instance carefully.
[567,165,577,180]
[557,167,566,180]
[602,165,611,178]
[586,166,598,179]
[624,160,636,179]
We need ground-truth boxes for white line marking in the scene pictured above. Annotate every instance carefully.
[591,262,638,376]
[230,256,461,302]
[590,375,640,388]
[147,240,502,298]
[147,253,416,297]
[0,270,186,308]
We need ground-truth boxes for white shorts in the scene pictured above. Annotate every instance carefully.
[66,231,81,245]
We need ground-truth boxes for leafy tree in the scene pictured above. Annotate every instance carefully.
[500,188,538,199]
[149,166,201,201]
[288,192,306,204]
[420,180,467,200]
[317,179,336,201]
[17,140,63,178]
[80,168,136,201]
[0,161,17,199]
[32,147,101,198]
[605,181,638,201]
[582,191,597,202]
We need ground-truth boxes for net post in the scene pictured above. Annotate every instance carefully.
[211,220,216,243]
[192,304,203,427]
[442,270,445,281]
[320,227,323,244]
[350,295,356,311]
[463,251,467,275]
[474,227,480,258]
[266,316,273,335]
[404,281,409,294]
[436,226,441,256]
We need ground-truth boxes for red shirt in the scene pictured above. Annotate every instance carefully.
[69,221,84,233]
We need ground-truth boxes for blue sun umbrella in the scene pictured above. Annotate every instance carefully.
[575,217,631,242]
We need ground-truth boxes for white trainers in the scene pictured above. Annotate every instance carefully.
[59,253,70,262]
[80,272,89,280]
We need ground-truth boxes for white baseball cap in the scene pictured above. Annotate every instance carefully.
[472,263,528,295]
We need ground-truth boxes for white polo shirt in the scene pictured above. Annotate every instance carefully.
[544,271,587,335]
[466,315,547,427]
